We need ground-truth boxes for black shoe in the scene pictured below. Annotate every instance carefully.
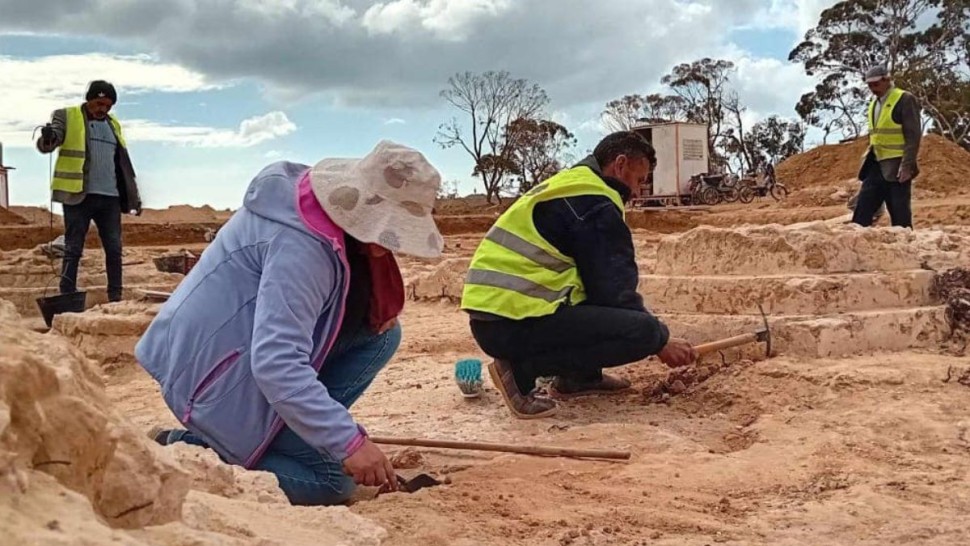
[549,373,632,399]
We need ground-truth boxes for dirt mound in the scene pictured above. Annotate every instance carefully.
[0,298,18,321]
[0,299,387,545]
[0,207,27,226]
[125,205,229,224]
[434,195,510,215]
[9,206,59,225]
[434,214,499,235]
[777,134,970,203]
[0,300,191,529]
[407,258,469,301]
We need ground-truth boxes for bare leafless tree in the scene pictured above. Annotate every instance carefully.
[601,94,689,132]
[435,71,549,203]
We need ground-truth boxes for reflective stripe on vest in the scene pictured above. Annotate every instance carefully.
[52,106,128,194]
[868,87,906,161]
[460,166,625,320]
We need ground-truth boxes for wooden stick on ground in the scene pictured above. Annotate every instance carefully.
[370,436,631,461]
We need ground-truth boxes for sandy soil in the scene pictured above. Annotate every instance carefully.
[4,157,970,544]
[94,295,970,546]
[3,215,968,544]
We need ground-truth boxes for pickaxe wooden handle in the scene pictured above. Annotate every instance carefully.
[692,304,772,358]
[370,436,631,460]
[694,331,764,356]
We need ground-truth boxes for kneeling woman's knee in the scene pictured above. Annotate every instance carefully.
[282,474,357,506]
[383,321,403,354]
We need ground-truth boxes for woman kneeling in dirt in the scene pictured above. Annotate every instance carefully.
[135,141,444,505]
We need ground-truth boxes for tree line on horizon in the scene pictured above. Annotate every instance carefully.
[435,0,969,204]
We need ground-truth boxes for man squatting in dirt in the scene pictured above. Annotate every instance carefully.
[36,80,143,302]
[136,141,445,505]
[461,131,698,418]
[849,64,922,229]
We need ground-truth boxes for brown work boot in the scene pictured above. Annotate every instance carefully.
[549,373,632,399]
[487,359,558,419]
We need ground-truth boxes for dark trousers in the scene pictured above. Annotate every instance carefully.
[851,156,913,228]
[470,305,668,394]
[61,194,123,301]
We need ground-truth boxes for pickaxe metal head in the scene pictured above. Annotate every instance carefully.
[756,303,772,358]
[692,303,774,359]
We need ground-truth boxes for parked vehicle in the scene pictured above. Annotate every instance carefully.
[738,163,788,203]
[688,172,740,205]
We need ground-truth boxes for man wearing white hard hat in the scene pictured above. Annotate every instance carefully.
[850,64,922,228]
[136,140,444,505]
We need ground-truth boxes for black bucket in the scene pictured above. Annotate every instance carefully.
[35,276,88,327]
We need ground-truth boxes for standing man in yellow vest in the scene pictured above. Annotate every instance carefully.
[460,132,697,419]
[851,65,922,228]
[36,80,142,302]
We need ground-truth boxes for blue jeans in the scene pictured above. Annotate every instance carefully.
[61,194,124,300]
[161,322,401,505]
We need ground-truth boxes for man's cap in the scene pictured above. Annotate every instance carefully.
[85,80,117,104]
[864,65,891,83]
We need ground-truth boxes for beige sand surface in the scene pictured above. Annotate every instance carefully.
[3,155,970,544]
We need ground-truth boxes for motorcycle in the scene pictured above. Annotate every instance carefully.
[688,172,741,205]
[738,163,789,203]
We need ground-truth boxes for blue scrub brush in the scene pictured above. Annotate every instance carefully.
[455,358,483,398]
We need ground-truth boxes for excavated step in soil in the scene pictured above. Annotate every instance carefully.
[640,270,938,316]
[662,306,949,360]
[0,246,187,316]
[643,223,965,359]
[52,302,160,371]
[653,222,966,276]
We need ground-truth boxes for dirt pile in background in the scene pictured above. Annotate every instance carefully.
[9,206,58,225]
[0,207,27,225]
[916,135,970,194]
[434,195,511,215]
[777,134,970,207]
[125,205,233,224]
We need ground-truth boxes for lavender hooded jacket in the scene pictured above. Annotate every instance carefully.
[134,161,367,468]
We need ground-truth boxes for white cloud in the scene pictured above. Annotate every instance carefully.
[0,53,222,146]
[730,54,815,119]
[384,117,406,125]
[0,0,777,108]
[363,0,513,40]
[264,150,283,159]
[740,0,831,36]
[236,0,355,25]
[0,53,294,149]
[125,111,297,147]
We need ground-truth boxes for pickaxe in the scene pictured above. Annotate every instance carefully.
[693,303,772,359]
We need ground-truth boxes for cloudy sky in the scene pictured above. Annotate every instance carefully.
[1,0,834,210]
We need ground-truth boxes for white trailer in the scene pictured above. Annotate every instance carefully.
[630,121,709,206]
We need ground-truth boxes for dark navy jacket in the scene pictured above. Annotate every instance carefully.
[532,156,646,312]
[473,155,670,352]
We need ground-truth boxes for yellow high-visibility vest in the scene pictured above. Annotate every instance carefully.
[460,166,624,320]
[868,87,906,161]
[52,106,127,194]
